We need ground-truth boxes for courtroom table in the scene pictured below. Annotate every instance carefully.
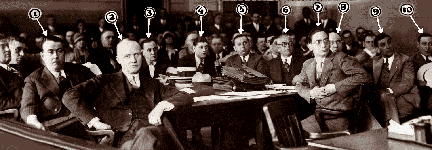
[165,84,295,150]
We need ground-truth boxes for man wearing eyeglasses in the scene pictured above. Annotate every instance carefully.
[293,28,371,132]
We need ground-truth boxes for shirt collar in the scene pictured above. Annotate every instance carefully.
[0,64,8,70]
[124,72,140,82]
[241,54,250,62]
[195,54,204,64]
[421,54,432,61]
[315,57,326,64]
[281,55,293,64]
[363,48,374,57]
[146,58,156,66]
[48,69,66,79]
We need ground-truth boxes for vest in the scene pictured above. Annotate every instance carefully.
[124,77,154,128]
[281,64,294,86]
[378,65,391,89]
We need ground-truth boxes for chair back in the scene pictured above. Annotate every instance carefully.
[263,98,307,148]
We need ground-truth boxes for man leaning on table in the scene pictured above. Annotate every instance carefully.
[292,28,371,132]
[62,39,193,149]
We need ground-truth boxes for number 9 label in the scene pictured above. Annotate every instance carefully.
[338,2,350,14]
[145,7,156,19]
[281,5,291,15]
[370,6,382,18]
[195,5,208,17]
[236,3,248,16]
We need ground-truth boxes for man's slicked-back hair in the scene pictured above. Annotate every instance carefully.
[307,27,326,44]
[374,33,391,47]
[232,34,249,44]
[364,32,376,41]
[417,33,432,43]
[193,36,209,46]
[341,30,352,37]
[41,36,63,47]
[139,37,157,49]
[186,31,199,39]
[101,30,115,38]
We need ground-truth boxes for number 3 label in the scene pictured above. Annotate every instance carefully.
[195,5,208,16]
[236,3,248,16]
[281,5,291,15]
[370,6,382,18]
[145,7,156,19]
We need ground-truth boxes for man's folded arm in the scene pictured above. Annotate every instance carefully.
[391,60,415,97]
[62,77,101,125]
[293,62,313,103]
[20,78,39,122]
[335,54,371,97]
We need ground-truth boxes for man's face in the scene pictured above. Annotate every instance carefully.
[277,36,294,57]
[0,40,10,64]
[142,41,158,62]
[321,8,328,20]
[302,8,311,19]
[363,36,376,50]
[263,16,272,26]
[117,41,142,74]
[356,28,366,41]
[329,33,343,52]
[75,39,85,49]
[41,41,64,71]
[186,33,199,53]
[211,38,223,54]
[9,40,26,64]
[101,31,115,48]
[257,37,267,52]
[343,32,353,45]
[77,23,85,30]
[247,36,254,48]
[418,37,432,56]
[308,31,330,57]
[194,42,209,59]
[65,31,74,45]
[299,36,307,48]
[377,37,393,57]
[233,37,250,56]
[215,15,222,25]
[252,13,260,23]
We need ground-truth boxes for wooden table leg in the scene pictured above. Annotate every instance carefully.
[211,126,220,150]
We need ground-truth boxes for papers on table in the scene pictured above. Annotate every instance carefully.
[179,88,196,94]
[193,90,286,102]
[388,119,415,136]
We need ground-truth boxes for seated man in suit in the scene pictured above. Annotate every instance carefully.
[225,34,268,75]
[178,36,216,76]
[140,38,170,78]
[87,30,121,74]
[317,7,338,33]
[62,39,193,149]
[354,32,379,75]
[366,33,421,126]
[410,33,432,114]
[20,36,95,139]
[293,28,371,132]
[0,37,22,111]
[329,32,343,53]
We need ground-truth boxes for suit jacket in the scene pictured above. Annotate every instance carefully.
[0,66,23,110]
[244,23,265,40]
[269,53,305,85]
[410,53,429,86]
[178,54,216,76]
[62,72,193,132]
[342,43,361,57]
[294,18,317,38]
[20,63,95,122]
[317,19,338,33]
[297,47,314,60]
[370,53,421,108]
[158,48,179,67]
[141,56,171,78]
[293,52,371,112]
[225,53,268,75]
[87,47,118,74]
[18,54,44,78]
[208,24,224,36]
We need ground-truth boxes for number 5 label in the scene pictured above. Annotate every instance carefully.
[236,3,248,16]
[370,6,382,18]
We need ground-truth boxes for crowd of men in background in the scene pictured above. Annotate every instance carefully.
[0,6,431,149]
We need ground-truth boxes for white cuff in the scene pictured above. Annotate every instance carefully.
[387,88,394,94]
[328,84,336,92]
[26,115,38,124]
[87,117,100,128]
[158,101,175,111]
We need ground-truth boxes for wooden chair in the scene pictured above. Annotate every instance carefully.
[314,84,367,134]
[263,98,351,149]
[0,108,19,120]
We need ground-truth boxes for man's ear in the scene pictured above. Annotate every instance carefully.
[307,43,312,51]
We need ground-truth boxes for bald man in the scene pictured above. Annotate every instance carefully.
[63,39,192,149]
[329,32,343,53]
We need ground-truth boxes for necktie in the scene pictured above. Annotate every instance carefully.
[197,59,204,73]
[130,75,139,89]
[283,59,290,72]
[241,56,246,65]
[317,62,323,79]
[383,58,390,72]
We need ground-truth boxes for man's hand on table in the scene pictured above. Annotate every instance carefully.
[88,117,111,130]
[26,115,45,130]
[149,101,174,126]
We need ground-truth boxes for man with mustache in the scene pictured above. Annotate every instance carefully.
[21,36,95,139]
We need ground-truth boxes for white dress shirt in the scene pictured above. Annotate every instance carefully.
[322,19,328,28]
[99,27,103,32]
[281,55,293,65]
[253,22,259,32]
[315,57,326,78]
[363,48,376,57]
[47,69,66,84]
[241,54,250,63]
[346,44,352,51]
[146,60,156,78]
[125,73,140,88]
[304,18,310,25]
[384,54,395,70]
[421,54,432,63]
[195,54,204,67]
[48,25,55,31]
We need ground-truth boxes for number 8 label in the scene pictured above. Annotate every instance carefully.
[370,6,382,18]
[338,2,350,14]
[195,5,208,16]
[145,7,156,19]
[281,5,291,15]
[236,3,248,16]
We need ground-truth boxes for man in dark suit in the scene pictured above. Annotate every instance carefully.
[341,30,361,56]
[46,14,62,36]
[0,38,22,111]
[20,36,95,139]
[62,39,192,149]
[244,13,265,42]
[262,15,280,36]
[317,7,338,33]
[354,32,378,75]
[293,29,371,132]
[410,33,432,114]
[225,34,268,75]
[207,13,224,36]
[90,17,107,42]
[128,15,144,40]
[87,30,120,74]
[140,38,170,78]
[209,37,230,66]
[366,33,421,126]
[294,7,317,39]
[179,36,216,76]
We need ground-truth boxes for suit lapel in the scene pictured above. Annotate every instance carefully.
[139,76,156,108]
[389,53,401,81]
[269,58,283,83]
[373,56,384,85]
[247,53,259,68]
[109,72,127,102]
[307,59,317,87]
[319,54,335,86]
[233,54,242,67]
[41,67,61,97]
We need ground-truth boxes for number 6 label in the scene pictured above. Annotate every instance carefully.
[195,5,208,16]
[236,3,248,16]
[145,7,156,19]
[281,5,291,15]
[370,6,382,18]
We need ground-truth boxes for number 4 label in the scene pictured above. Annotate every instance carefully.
[195,5,208,16]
